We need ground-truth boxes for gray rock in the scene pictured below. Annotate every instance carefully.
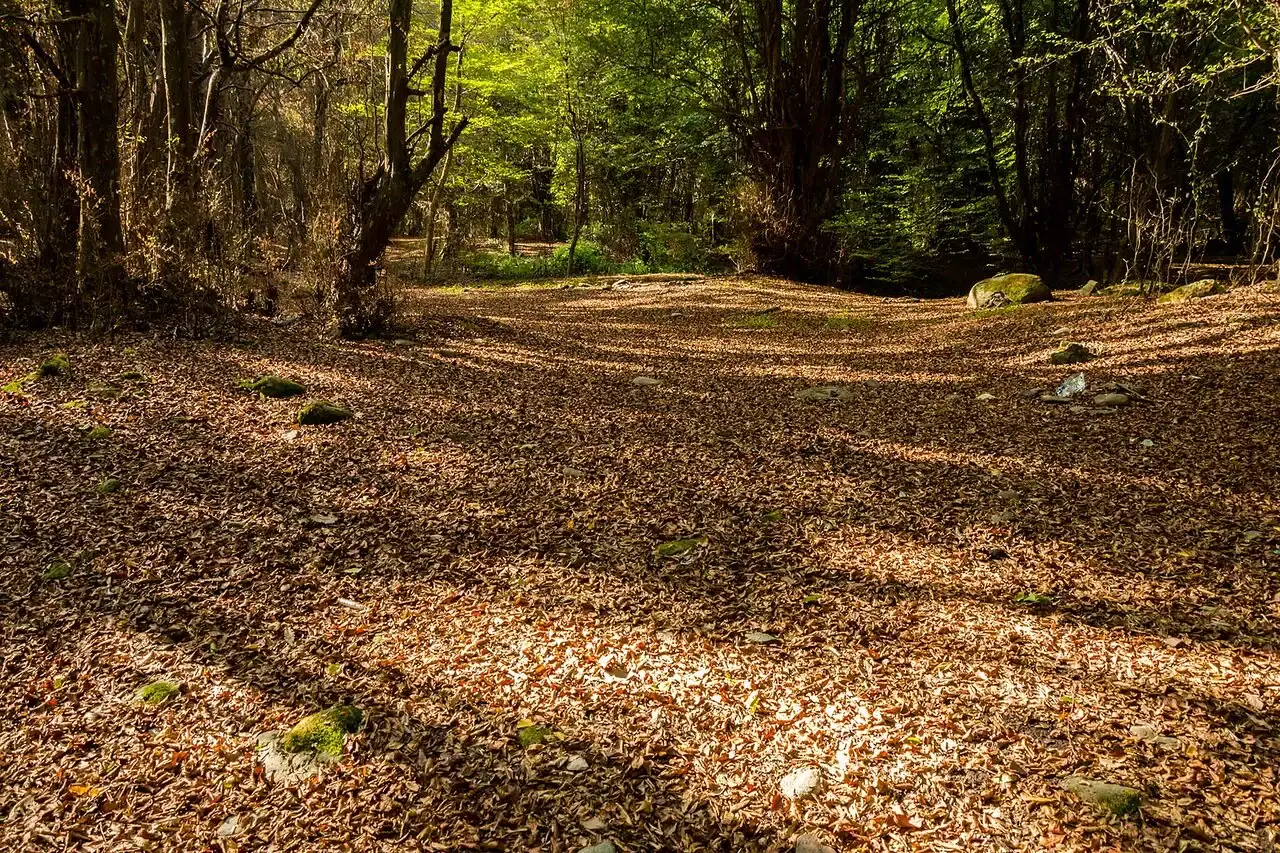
[632,375,662,386]
[1130,724,1179,751]
[1080,280,1100,296]
[780,767,823,800]
[795,834,836,853]
[566,755,590,772]
[975,392,997,401]
[795,385,853,402]
[1061,776,1142,816]
[217,815,243,838]
[1039,394,1073,404]
[745,631,781,645]
[562,466,587,478]
[579,844,617,853]
[1093,392,1131,407]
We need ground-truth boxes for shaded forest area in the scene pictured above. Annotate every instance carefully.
[2,0,1279,336]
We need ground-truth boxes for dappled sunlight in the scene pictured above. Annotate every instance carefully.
[4,276,1280,850]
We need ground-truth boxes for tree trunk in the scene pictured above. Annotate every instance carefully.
[505,183,518,256]
[332,0,467,336]
[159,0,192,211]
[38,23,79,274]
[69,0,125,290]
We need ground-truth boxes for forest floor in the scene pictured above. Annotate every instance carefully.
[2,275,1280,852]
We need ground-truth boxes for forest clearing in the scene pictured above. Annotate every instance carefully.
[3,275,1279,851]
[5,0,1280,849]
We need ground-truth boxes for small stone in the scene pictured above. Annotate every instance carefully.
[795,834,836,853]
[566,755,590,772]
[780,767,823,800]
[309,514,339,526]
[795,385,853,402]
[632,375,662,386]
[1140,439,1155,448]
[562,466,587,478]
[1130,724,1180,750]
[1093,392,1130,407]
[217,816,242,838]
[975,392,997,401]
[745,631,781,645]
[578,843,616,853]
[1039,394,1072,404]
[1080,280,1100,296]
[1061,776,1142,816]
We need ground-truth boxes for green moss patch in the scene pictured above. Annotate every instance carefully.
[117,370,149,382]
[655,536,706,558]
[85,426,112,441]
[240,375,307,398]
[97,477,122,495]
[1158,279,1225,304]
[824,314,875,332]
[39,353,70,377]
[136,680,181,706]
[298,400,353,425]
[42,561,72,581]
[3,372,38,394]
[280,705,363,758]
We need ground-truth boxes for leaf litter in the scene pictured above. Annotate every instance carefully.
[1,278,1279,850]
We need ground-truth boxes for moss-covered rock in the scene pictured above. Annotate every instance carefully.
[297,400,353,425]
[1061,776,1142,816]
[42,561,72,581]
[1158,279,1225,304]
[85,426,112,441]
[655,536,706,558]
[86,384,122,400]
[966,274,1051,310]
[39,353,70,377]
[117,370,149,382]
[1049,343,1096,365]
[240,375,307,398]
[280,705,363,758]
[97,477,122,495]
[136,680,181,706]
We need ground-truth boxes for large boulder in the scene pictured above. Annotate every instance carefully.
[1158,279,1225,304]
[967,274,1051,309]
